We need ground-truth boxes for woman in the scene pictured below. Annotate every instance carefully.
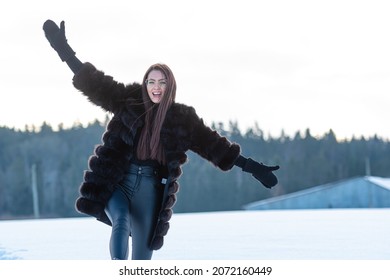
[43,20,279,260]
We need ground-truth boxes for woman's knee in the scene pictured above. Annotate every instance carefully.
[105,191,131,227]
[108,207,132,237]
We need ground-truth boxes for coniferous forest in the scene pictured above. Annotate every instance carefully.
[1,120,389,220]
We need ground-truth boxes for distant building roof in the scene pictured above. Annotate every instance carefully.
[244,176,390,210]
[367,176,390,191]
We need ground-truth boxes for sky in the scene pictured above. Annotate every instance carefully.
[1,0,389,140]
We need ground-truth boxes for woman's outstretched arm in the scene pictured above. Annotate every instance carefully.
[42,20,142,113]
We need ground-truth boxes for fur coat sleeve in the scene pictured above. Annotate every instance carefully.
[162,104,241,172]
[189,108,241,171]
[72,62,143,113]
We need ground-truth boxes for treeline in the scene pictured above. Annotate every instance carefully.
[0,120,389,219]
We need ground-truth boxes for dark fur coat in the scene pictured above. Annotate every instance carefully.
[73,62,241,250]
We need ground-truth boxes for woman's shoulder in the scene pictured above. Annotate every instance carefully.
[164,103,201,130]
[168,102,197,116]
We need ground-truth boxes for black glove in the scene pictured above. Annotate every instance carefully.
[235,156,279,188]
[43,20,75,62]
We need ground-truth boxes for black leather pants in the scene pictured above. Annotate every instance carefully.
[104,163,163,260]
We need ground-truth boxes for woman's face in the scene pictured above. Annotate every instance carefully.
[146,70,167,104]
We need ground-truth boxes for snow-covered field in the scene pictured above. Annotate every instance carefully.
[1,208,389,260]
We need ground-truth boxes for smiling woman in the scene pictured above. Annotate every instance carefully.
[42,19,279,260]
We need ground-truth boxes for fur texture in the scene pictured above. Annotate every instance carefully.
[72,63,241,250]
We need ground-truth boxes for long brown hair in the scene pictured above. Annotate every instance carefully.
[136,63,176,164]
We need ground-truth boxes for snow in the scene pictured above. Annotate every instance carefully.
[1,209,390,260]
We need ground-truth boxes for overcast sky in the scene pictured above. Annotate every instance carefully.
[1,0,389,140]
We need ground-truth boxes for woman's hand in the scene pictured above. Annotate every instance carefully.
[43,20,76,62]
[238,157,280,188]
